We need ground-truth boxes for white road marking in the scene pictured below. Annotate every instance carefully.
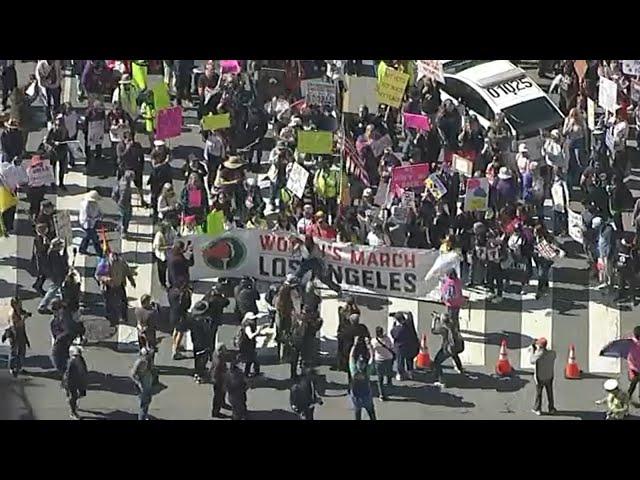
[519,278,553,369]
[588,288,621,373]
[459,301,486,366]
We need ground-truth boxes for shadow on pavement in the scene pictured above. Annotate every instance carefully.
[386,384,475,409]
[461,329,535,349]
[24,355,53,369]
[249,408,300,420]
[79,408,160,421]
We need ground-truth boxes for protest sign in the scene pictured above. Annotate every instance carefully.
[464,177,489,212]
[370,134,393,158]
[297,131,333,154]
[266,164,278,182]
[109,124,129,143]
[27,158,55,187]
[598,77,618,113]
[587,98,596,130]
[286,162,310,199]
[389,163,430,197]
[424,173,447,200]
[0,187,17,213]
[54,210,73,244]
[206,210,226,237]
[391,206,408,223]
[401,190,416,210]
[631,79,640,104]
[343,75,379,114]
[567,209,584,245]
[87,120,105,148]
[131,61,148,91]
[302,80,337,108]
[256,68,286,106]
[152,82,171,111]
[155,106,183,140]
[377,67,409,109]
[220,60,241,74]
[189,229,441,300]
[202,113,231,131]
[403,112,430,131]
[622,60,640,76]
[452,154,473,176]
[573,60,588,81]
[417,60,445,84]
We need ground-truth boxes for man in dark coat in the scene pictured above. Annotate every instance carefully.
[390,312,420,381]
[189,300,216,383]
[338,313,370,386]
[225,360,248,420]
[147,154,173,220]
[1,118,24,161]
[167,240,194,288]
[234,276,260,319]
[62,346,88,420]
[210,344,229,418]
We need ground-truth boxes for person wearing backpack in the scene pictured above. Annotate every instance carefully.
[290,367,323,420]
[349,337,376,420]
[371,326,395,401]
[431,312,465,388]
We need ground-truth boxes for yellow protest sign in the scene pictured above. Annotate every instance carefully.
[132,61,148,91]
[0,186,17,213]
[377,67,409,109]
[377,61,388,84]
[202,113,231,131]
[297,131,333,154]
[152,82,171,112]
[206,210,225,236]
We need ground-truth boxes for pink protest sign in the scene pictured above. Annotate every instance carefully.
[403,112,431,131]
[220,60,241,74]
[389,163,430,197]
[156,106,183,140]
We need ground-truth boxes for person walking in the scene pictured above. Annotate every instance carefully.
[44,114,70,191]
[152,222,176,289]
[336,296,360,371]
[210,343,229,418]
[289,367,323,420]
[78,190,103,256]
[168,283,192,360]
[111,170,134,238]
[225,360,248,420]
[431,312,465,388]
[31,222,50,295]
[529,337,557,416]
[62,346,88,420]
[390,312,420,381]
[131,347,155,420]
[626,326,640,404]
[35,60,62,122]
[371,326,395,401]
[2,298,32,378]
[167,240,194,288]
[236,312,266,377]
[135,294,158,354]
[95,250,136,326]
[349,337,376,420]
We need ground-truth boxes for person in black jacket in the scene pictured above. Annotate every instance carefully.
[1,118,24,161]
[116,132,148,207]
[167,240,194,288]
[210,343,229,418]
[147,153,173,221]
[225,360,248,420]
[390,312,420,381]
[431,312,465,387]
[338,313,370,387]
[234,276,260,319]
[189,300,216,383]
[168,283,192,360]
[289,311,322,380]
[62,346,88,420]
[44,115,70,190]
[202,285,229,350]
[290,367,322,420]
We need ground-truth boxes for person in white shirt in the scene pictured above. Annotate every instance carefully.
[366,222,387,247]
[515,143,530,177]
[78,190,103,256]
[152,221,176,289]
[157,183,179,227]
[550,168,570,236]
[371,326,395,400]
[297,203,314,235]
[609,109,629,175]
[204,129,226,186]
[35,60,62,122]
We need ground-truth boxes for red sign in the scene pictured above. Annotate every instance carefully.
[389,163,430,197]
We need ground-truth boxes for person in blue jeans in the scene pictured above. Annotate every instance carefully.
[2,298,31,378]
[349,338,376,420]
[371,326,394,400]
[131,348,154,420]
[78,190,103,256]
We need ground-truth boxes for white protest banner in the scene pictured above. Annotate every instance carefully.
[622,60,640,76]
[54,210,73,244]
[417,60,444,84]
[87,120,105,148]
[464,177,489,212]
[598,77,618,113]
[567,209,584,245]
[286,162,309,199]
[188,229,441,300]
[27,159,55,187]
[109,124,129,143]
[302,80,337,108]
[370,134,392,158]
[342,75,378,114]
[452,153,473,176]
[587,98,596,130]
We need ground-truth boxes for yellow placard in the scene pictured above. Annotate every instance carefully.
[377,67,409,109]
[297,131,333,154]
[0,186,17,213]
[201,113,231,131]
[132,61,148,91]
[152,82,171,111]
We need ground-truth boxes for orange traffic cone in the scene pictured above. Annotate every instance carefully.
[495,339,512,376]
[415,334,432,370]
[564,344,581,379]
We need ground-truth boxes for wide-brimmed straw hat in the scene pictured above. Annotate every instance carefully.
[223,156,247,169]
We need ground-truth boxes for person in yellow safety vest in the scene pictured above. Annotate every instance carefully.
[131,60,148,92]
[596,379,631,420]
[313,157,339,221]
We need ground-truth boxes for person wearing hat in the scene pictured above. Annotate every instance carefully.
[112,73,138,118]
[495,166,518,211]
[131,347,155,420]
[529,337,557,415]
[214,155,247,213]
[78,190,103,256]
[62,345,88,420]
[236,312,267,377]
[1,117,25,162]
[596,379,631,420]
[189,299,215,383]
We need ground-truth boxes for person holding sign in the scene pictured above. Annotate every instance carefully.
[83,100,106,169]
[78,191,104,257]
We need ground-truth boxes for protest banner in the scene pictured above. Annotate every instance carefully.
[403,112,430,131]
[377,67,409,109]
[622,60,640,76]
[573,60,588,81]
[220,60,241,74]
[202,113,231,131]
[155,106,183,140]
[297,131,333,154]
[598,77,618,113]
[342,75,379,114]
[27,158,55,187]
[87,120,105,148]
[389,163,430,197]
[464,177,489,212]
[189,229,441,300]
[370,134,393,158]
[302,80,337,108]
[416,60,444,84]
[54,210,73,244]
[631,79,640,104]
[152,82,171,112]
[452,154,473,177]
[587,98,596,130]
[286,162,310,199]
[424,173,447,200]
[568,209,584,245]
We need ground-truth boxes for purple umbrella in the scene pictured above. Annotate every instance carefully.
[599,338,634,359]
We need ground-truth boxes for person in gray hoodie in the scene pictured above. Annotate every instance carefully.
[529,337,557,416]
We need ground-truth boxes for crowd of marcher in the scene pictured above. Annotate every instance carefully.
[3,59,640,420]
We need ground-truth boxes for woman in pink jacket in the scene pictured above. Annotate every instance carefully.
[627,326,640,403]
[440,269,465,326]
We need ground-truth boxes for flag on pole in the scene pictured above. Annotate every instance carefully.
[340,131,370,186]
